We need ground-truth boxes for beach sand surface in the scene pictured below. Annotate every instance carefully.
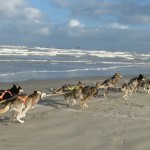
[0,77,150,150]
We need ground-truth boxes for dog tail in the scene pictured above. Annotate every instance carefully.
[0,102,11,115]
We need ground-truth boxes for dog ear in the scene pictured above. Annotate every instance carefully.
[13,84,18,88]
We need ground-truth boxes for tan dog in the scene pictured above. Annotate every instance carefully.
[128,74,145,94]
[66,84,85,107]
[51,81,84,106]
[144,80,150,94]
[121,82,132,100]
[0,91,46,123]
[138,78,150,93]
[96,73,122,98]
[121,74,145,100]
[79,85,99,109]
[68,84,99,109]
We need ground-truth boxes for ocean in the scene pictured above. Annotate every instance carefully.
[0,45,150,82]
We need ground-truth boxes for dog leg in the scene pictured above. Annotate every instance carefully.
[104,93,107,98]
[16,115,24,123]
[123,95,128,100]
[104,92,110,98]
[64,95,70,106]
[68,99,73,107]
[73,99,76,105]
[13,109,24,123]
[69,99,76,107]
[129,89,132,95]
[104,88,110,98]
[84,103,88,108]
[80,100,85,109]
[19,107,30,122]
[20,113,26,118]
[144,87,147,92]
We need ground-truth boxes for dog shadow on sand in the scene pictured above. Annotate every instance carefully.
[39,96,67,109]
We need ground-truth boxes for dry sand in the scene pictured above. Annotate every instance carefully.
[0,77,150,150]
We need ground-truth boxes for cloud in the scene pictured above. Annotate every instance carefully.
[68,19,85,27]
[68,19,81,27]
[0,0,25,19]
[0,0,51,37]
[51,0,150,26]
[0,0,150,51]
[0,0,43,23]
[108,23,129,29]
[23,7,43,22]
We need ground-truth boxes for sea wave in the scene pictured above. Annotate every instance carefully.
[0,59,148,66]
[0,45,149,61]
[0,64,143,77]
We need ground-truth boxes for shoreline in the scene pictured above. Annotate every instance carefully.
[0,76,150,150]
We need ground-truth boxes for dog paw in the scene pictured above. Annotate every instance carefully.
[19,120,24,123]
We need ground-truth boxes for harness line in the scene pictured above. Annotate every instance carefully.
[43,91,72,98]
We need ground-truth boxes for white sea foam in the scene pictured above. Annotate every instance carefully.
[0,45,147,60]
[0,45,150,60]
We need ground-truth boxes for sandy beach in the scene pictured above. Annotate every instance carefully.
[0,76,150,150]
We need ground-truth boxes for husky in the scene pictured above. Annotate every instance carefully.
[121,82,133,100]
[79,85,99,109]
[121,74,145,100]
[141,79,150,94]
[68,83,99,109]
[0,84,23,102]
[51,81,84,106]
[147,82,150,94]
[0,91,46,123]
[129,74,145,93]
[96,73,122,98]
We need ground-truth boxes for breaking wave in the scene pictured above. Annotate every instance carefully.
[0,45,149,60]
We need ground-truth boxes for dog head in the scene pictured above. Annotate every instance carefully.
[11,84,24,94]
[113,73,122,79]
[138,74,144,80]
[77,81,84,88]
[34,91,46,100]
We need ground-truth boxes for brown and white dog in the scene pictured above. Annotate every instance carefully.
[79,85,99,109]
[121,82,133,100]
[0,91,46,123]
[139,79,150,94]
[96,73,122,98]
[129,74,145,93]
[121,74,145,100]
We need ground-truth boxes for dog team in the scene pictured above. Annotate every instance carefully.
[0,73,150,123]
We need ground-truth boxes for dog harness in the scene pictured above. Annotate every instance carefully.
[0,91,13,100]
[18,96,28,105]
[68,85,78,91]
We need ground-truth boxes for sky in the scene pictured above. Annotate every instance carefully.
[0,0,150,51]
